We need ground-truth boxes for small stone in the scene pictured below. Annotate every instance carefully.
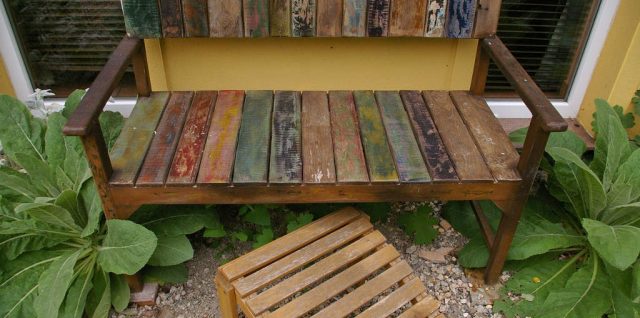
[418,250,447,263]
[440,219,452,230]
[406,245,417,254]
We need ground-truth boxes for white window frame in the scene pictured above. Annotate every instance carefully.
[0,0,619,118]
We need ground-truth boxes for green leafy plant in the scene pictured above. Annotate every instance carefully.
[398,205,439,245]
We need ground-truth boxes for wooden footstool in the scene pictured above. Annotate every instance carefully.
[215,207,441,318]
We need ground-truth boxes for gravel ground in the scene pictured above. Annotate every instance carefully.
[113,202,507,318]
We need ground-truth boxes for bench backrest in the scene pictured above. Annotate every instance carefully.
[122,0,501,39]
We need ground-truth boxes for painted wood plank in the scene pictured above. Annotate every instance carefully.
[233,90,274,184]
[110,93,169,185]
[166,91,217,185]
[244,0,270,37]
[375,91,430,183]
[159,0,184,37]
[445,0,476,38]
[353,90,398,183]
[208,0,243,37]
[366,0,390,37]
[450,91,520,181]
[400,90,458,182]
[292,0,316,37]
[317,0,343,36]
[302,91,336,184]
[122,0,162,38]
[183,0,210,37]
[342,0,366,37]
[137,92,194,185]
[269,91,302,184]
[425,0,448,37]
[389,0,428,37]
[197,91,244,184]
[473,0,501,38]
[270,0,292,36]
[328,91,369,183]
[422,91,493,181]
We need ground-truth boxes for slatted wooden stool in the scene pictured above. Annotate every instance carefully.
[215,207,441,318]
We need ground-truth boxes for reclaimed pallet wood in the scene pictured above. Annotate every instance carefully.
[183,0,210,37]
[400,90,457,182]
[366,0,390,37]
[122,0,162,37]
[269,91,302,184]
[209,0,243,37]
[389,0,428,37]
[425,0,448,37]
[359,278,431,318]
[473,0,501,37]
[160,0,184,37]
[244,0,270,37]
[302,91,336,184]
[375,91,430,183]
[197,90,244,184]
[397,296,440,318]
[353,90,398,183]
[342,0,366,37]
[110,92,169,185]
[233,90,274,184]
[137,92,194,185]
[328,91,369,183]
[270,0,292,36]
[445,0,476,38]
[317,0,343,36]
[292,0,316,37]
[167,91,216,185]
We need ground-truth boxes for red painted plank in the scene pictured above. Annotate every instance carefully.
[328,91,369,183]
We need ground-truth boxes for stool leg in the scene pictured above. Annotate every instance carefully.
[215,273,239,318]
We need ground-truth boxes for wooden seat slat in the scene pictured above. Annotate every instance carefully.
[244,0,269,37]
[183,0,209,37]
[270,0,291,37]
[328,91,369,183]
[208,0,243,37]
[160,0,184,38]
[366,0,390,37]
[389,0,428,37]
[270,91,303,184]
[342,0,367,37]
[356,278,429,318]
[302,92,337,184]
[292,0,317,37]
[317,0,342,37]
[397,296,440,318]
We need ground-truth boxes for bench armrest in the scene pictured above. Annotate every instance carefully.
[481,35,568,133]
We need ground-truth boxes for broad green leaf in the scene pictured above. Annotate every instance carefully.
[398,205,439,245]
[601,202,640,226]
[512,128,588,156]
[286,212,314,233]
[16,203,82,233]
[97,220,157,275]
[148,235,193,266]
[85,269,110,318]
[202,218,226,238]
[44,112,67,169]
[634,90,640,116]
[356,203,391,223]
[143,264,188,284]
[55,190,86,228]
[132,205,220,237]
[232,231,249,242]
[34,249,81,318]
[109,274,130,312]
[14,153,59,197]
[78,181,102,237]
[253,228,274,249]
[608,149,640,208]
[613,105,636,129]
[456,239,489,268]
[58,268,93,318]
[242,205,271,226]
[508,213,585,260]
[60,90,85,119]
[591,100,632,191]
[583,219,640,270]
[605,264,640,318]
[0,95,45,162]
[0,166,40,200]
[99,111,125,151]
[0,232,66,261]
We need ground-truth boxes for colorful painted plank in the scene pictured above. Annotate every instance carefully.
[302,91,336,184]
[122,0,162,38]
[183,0,210,37]
[233,91,274,184]
[342,0,366,37]
[389,0,428,37]
[422,91,493,181]
[292,0,316,37]
[270,0,292,36]
[445,0,476,38]
[366,0,390,37]
[197,91,245,184]
[269,91,302,184]
[353,91,398,183]
[208,0,243,37]
[425,0,448,37]
[244,0,270,37]
[159,0,184,37]
[110,92,169,185]
[317,0,343,36]
[137,92,194,185]
[375,91,430,183]
[166,91,217,185]
[400,90,457,181]
[328,91,369,183]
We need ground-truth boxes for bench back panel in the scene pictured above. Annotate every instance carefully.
[122,0,501,39]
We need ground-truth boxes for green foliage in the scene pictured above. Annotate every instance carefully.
[356,203,391,223]
[398,205,439,245]
[286,212,314,233]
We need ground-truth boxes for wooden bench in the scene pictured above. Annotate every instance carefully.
[63,0,568,285]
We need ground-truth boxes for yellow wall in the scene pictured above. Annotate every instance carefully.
[0,56,16,97]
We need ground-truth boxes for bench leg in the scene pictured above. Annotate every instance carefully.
[215,272,239,318]
[484,199,525,284]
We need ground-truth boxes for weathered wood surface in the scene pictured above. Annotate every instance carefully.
[197,90,244,184]
[167,91,216,185]
[137,92,194,185]
[359,279,431,318]
[375,91,430,183]
[122,0,162,37]
[292,0,317,37]
[233,90,274,184]
[400,90,457,182]
[446,0,476,38]
[328,91,369,183]
[183,0,209,37]
[270,0,292,36]
[389,0,428,37]
[342,0,367,37]
[317,0,343,36]
[160,0,184,37]
[301,92,336,184]
[270,91,302,184]
[473,0,502,37]
[244,0,270,37]
[397,296,440,318]
[425,0,448,37]
[208,0,243,37]
[366,0,390,37]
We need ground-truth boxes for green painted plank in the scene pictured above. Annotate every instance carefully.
[270,0,291,36]
[244,0,269,37]
[122,0,162,38]
[269,91,302,184]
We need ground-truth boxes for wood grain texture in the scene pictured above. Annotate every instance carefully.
[183,0,210,37]
[353,90,398,183]
[359,279,431,318]
[110,92,169,185]
[270,0,292,36]
[473,0,502,38]
[167,91,216,185]
[342,0,366,37]
[422,91,493,181]
[397,296,440,318]
[137,92,194,185]
[244,0,270,37]
[208,0,243,37]
[375,91,430,183]
[197,90,244,184]
[233,90,274,184]
[317,0,343,36]
[292,0,317,37]
[425,0,448,37]
[160,0,184,37]
[400,90,457,182]
[302,91,336,184]
[328,91,369,183]
[445,0,476,38]
[389,0,428,37]
[122,0,162,37]
[366,0,390,37]
[269,91,302,184]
